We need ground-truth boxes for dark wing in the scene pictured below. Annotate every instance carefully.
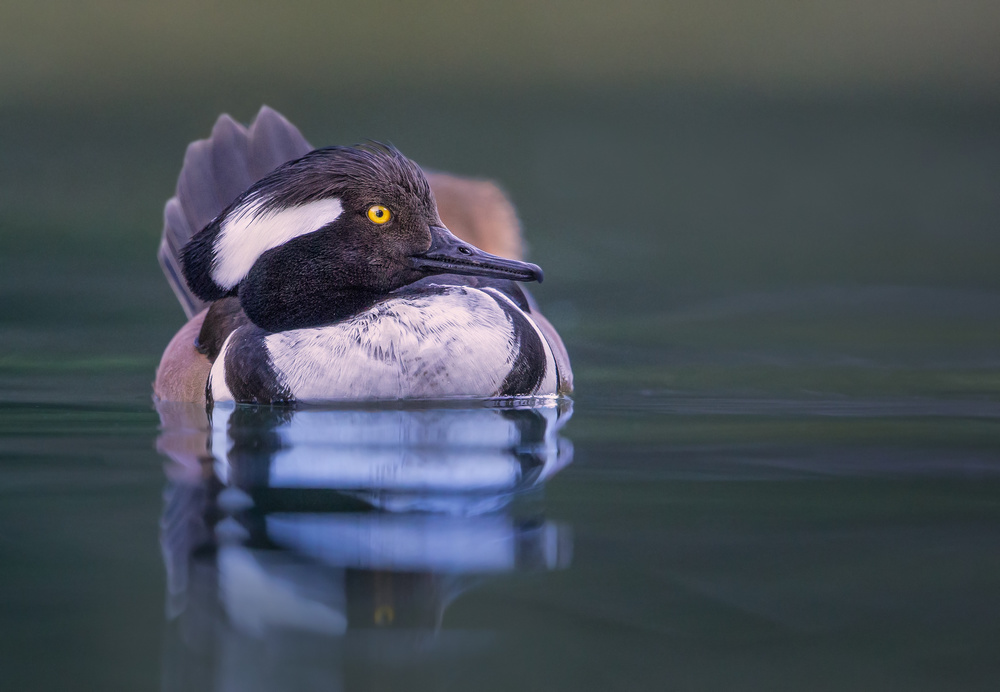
[158,106,313,317]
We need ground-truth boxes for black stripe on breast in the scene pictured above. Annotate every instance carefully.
[223,326,294,404]
[485,290,548,396]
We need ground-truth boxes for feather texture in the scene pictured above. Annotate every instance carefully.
[208,286,558,403]
[158,106,313,317]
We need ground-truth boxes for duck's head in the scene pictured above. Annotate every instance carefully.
[180,143,542,332]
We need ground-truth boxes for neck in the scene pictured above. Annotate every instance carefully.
[239,282,383,332]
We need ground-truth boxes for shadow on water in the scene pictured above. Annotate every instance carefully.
[155,401,573,691]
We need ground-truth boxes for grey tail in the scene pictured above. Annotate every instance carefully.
[158,106,313,318]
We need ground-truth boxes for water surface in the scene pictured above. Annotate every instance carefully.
[1,91,999,690]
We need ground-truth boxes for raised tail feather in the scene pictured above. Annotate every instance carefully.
[158,106,313,317]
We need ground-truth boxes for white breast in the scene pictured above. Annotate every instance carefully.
[215,285,557,402]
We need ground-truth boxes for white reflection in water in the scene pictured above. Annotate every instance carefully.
[155,400,573,691]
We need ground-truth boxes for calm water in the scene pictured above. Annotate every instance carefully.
[1,91,999,690]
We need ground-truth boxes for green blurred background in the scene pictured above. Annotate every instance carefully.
[2,5,1000,691]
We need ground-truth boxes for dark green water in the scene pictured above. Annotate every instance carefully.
[2,90,999,690]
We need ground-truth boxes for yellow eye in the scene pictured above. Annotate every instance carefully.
[367,204,391,224]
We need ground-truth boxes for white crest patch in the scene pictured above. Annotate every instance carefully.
[211,197,343,290]
[263,286,540,402]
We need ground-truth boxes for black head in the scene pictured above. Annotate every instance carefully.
[180,143,542,332]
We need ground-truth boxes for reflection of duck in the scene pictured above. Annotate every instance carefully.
[214,403,573,506]
[157,402,573,689]
[154,107,572,404]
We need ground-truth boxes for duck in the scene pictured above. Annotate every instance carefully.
[154,106,572,405]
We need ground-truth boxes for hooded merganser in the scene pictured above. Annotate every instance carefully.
[154,107,572,405]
